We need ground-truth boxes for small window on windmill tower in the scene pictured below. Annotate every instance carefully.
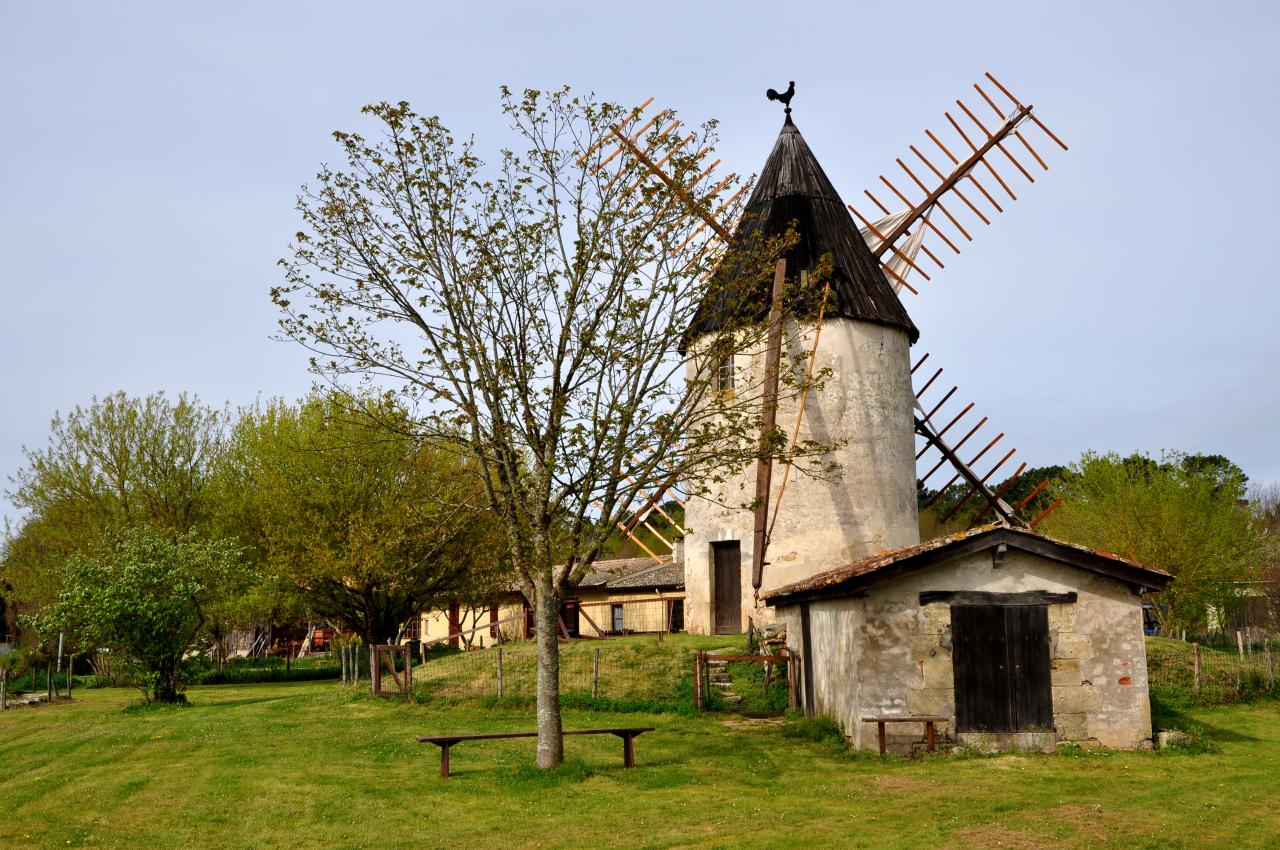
[715,352,735,393]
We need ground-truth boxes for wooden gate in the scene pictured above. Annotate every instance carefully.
[952,604,1052,732]
[712,541,742,635]
[372,645,413,699]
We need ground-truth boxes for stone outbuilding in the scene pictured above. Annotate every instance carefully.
[764,523,1172,752]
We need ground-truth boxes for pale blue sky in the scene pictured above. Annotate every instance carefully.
[2,0,1277,521]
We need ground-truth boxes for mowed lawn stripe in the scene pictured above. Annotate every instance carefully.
[1,681,1277,849]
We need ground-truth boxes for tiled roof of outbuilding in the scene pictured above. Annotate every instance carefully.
[762,523,1171,605]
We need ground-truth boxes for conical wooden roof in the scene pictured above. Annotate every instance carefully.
[687,117,919,344]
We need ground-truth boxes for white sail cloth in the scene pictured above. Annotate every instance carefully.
[859,208,932,295]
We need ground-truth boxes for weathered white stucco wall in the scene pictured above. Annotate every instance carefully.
[779,549,1153,752]
[684,317,920,634]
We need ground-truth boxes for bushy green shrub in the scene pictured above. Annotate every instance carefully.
[1158,724,1221,755]
[782,714,847,748]
[186,658,340,685]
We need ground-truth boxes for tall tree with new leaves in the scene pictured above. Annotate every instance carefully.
[274,88,828,767]
[3,392,226,630]
[1041,450,1273,631]
[218,394,505,645]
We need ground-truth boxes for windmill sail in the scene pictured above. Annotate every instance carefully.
[850,72,1068,298]
[860,208,933,294]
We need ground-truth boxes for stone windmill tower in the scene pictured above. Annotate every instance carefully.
[594,75,1068,635]
[681,111,923,635]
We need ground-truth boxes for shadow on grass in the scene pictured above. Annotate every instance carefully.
[182,693,304,711]
[121,699,191,715]
[490,758,596,786]
[1154,712,1254,749]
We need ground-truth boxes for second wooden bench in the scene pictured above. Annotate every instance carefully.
[861,715,948,756]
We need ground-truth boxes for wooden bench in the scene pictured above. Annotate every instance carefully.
[417,727,655,777]
[861,715,948,756]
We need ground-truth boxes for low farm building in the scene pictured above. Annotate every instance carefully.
[764,523,1172,753]
[414,555,684,647]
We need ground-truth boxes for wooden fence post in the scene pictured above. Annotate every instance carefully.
[693,651,703,710]
[1266,639,1275,691]
[1193,643,1201,693]
[1236,630,1245,660]
[369,646,376,695]
[1,667,7,710]
[66,655,73,701]
[786,649,799,709]
[592,648,601,698]
[496,646,504,698]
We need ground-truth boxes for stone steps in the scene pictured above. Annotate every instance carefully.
[705,658,742,703]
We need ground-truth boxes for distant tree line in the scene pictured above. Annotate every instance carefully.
[919,451,1278,634]
[1,390,508,702]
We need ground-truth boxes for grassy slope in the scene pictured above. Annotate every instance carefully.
[1,679,1278,849]
[416,633,731,705]
[1146,636,1278,705]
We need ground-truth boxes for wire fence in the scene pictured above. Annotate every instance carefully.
[1147,635,1278,704]
[411,636,692,706]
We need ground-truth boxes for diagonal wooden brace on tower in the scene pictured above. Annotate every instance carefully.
[752,258,788,600]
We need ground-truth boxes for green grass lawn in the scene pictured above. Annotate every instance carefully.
[414,632,732,706]
[1,676,1278,849]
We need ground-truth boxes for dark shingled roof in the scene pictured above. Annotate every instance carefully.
[577,554,683,591]
[687,117,919,343]
[762,523,1172,606]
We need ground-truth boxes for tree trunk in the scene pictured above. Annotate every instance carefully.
[533,581,564,769]
[153,658,182,703]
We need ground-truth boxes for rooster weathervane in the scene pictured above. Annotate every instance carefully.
[766,81,796,116]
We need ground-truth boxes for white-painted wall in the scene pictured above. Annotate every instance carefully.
[684,316,920,634]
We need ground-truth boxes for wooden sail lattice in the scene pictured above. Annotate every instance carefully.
[851,72,1069,297]
[604,450,690,565]
[578,98,748,267]
[911,352,1062,529]
[592,75,1069,566]
[579,100,753,563]
[858,72,1069,529]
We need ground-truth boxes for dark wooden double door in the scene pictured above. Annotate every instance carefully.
[951,604,1053,733]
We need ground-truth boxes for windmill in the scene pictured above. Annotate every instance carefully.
[584,74,1068,631]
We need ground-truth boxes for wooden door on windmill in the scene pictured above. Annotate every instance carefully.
[712,541,742,635]
[951,604,1053,732]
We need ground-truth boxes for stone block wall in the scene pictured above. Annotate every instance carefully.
[782,548,1155,753]
[683,318,919,635]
